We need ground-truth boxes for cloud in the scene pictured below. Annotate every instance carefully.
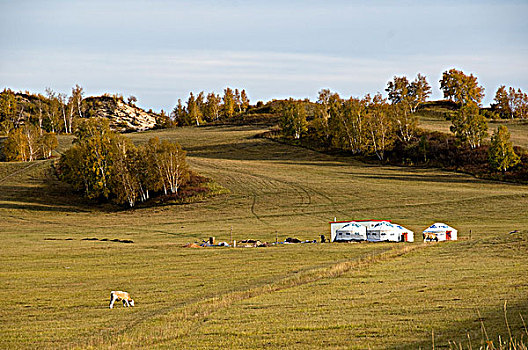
[1,49,527,110]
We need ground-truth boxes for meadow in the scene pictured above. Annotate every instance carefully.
[0,125,527,349]
[418,113,528,149]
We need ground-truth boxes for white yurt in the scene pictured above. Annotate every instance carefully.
[422,223,458,241]
[393,224,414,242]
[367,221,414,242]
[335,222,367,241]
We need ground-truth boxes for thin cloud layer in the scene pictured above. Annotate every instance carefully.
[1,1,526,111]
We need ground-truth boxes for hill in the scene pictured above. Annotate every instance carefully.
[4,91,161,134]
[82,95,158,132]
[415,100,528,149]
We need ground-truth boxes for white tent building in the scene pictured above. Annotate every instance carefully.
[367,221,414,242]
[422,223,457,241]
[329,220,413,242]
[335,222,367,241]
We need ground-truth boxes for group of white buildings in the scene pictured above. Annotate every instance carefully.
[329,220,457,243]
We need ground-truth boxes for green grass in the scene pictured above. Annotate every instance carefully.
[1,125,527,349]
[171,235,527,349]
[417,112,528,149]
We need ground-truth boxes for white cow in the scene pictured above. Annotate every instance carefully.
[109,291,135,309]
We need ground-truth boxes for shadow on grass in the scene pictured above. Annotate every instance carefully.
[185,138,356,165]
[0,181,109,213]
[0,201,85,213]
[353,173,482,184]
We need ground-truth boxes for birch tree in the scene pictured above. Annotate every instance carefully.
[110,136,139,207]
[240,89,250,112]
[280,99,307,139]
[450,102,488,149]
[363,94,395,160]
[440,69,484,105]
[149,138,189,195]
[488,125,520,172]
[204,93,222,122]
[0,88,18,134]
[222,88,235,119]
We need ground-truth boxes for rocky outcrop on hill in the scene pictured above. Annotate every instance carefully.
[3,91,160,134]
[83,96,158,132]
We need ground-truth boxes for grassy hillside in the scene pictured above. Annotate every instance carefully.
[416,102,528,149]
[1,125,527,349]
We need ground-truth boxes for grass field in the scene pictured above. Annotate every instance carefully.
[1,125,527,349]
[418,113,528,149]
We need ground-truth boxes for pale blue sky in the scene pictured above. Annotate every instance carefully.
[1,0,527,111]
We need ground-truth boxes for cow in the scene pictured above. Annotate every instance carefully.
[423,232,438,242]
[109,291,135,309]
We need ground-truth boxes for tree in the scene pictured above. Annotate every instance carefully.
[222,88,235,119]
[512,88,528,119]
[488,125,520,172]
[386,74,431,113]
[493,85,513,119]
[59,119,190,206]
[71,84,84,120]
[127,95,137,106]
[325,96,368,153]
[280,99,307,139]
[148,137,189,195]
[439,69,484,105]
[0,88,18,134]
[409,73,432,112]
[363,94,395,160]
[312,89,340,147]
[40,132,58,159]
[155,109,173,129]
[44,88,63,133]
[240,89,250,112]
[172,99,189,126]
[391,102,418,143]
[3,124,43,161]
[385,74,429,142]
[341,97,368,154]
[450,102,488,149]
[57,93,69,133]
[131,142,160,202]
[34,94,46,132]
[110,136,140,207]
[204,93,221,122]
[386,76,410,105]
[234,89,242,113]
[70,118,115,199]
[187,92,204,126]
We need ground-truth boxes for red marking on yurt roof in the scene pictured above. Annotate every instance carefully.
[329,219,391,224]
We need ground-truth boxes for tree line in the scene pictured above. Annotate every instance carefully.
[0,85,85,135]
[279,73,432,160]
[0,85,173,162]
[58,118,189,207]
[171,87,250,126]
[277,69,522,173]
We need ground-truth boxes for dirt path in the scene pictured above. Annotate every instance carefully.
[0,160,46,183]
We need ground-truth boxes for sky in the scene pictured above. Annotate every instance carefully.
[1,0,527,112]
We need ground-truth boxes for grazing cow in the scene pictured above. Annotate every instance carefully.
[109,291,135,309]
[423,232,438,242]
